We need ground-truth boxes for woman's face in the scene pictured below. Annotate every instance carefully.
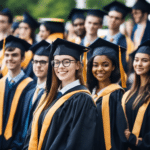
[53,55,79,87]
[133,53,150,76]
[92,55,115,83]
[39,25,50,40]
[19,22,32,40]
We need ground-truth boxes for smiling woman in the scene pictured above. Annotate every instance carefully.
[23,38,98,150]
[87,38,126,150]
[121,39,150,150]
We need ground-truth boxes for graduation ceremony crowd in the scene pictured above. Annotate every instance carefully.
[0,0,150,149]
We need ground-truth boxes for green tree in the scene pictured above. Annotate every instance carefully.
[86,0,126,9]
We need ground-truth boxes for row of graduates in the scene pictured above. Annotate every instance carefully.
[0,33,150,150]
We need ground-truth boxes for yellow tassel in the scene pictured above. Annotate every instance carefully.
[118,46,127,88]
[82,52,87,85]
[0,38,6,65]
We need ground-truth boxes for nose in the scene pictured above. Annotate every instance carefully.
[58,61,64,68]
[97,65,103,71]
[137,60,142,66]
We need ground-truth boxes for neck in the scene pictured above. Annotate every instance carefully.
[139,19,147,26]
[97,79,111,92]
[109,29,120,36]
[61,78,76,88]
[37,77,47,85]
[9,68,21,78]
[86,34,97,43]
[140,75,147,87]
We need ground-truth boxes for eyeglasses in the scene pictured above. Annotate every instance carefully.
[32,60,48,66]
[51,59,77,68]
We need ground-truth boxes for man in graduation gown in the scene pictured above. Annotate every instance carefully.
[131,0,150,50]
[80,9,107,60]
[67,8,86,44]
[103,1,132,72]
[22,40,50,134]
[0,35,35,150]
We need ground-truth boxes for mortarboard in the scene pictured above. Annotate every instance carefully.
[103,1,131,18]
[89,38,127,88]
[22,12,39,29]
[68,8,87,23]
[86,9,107,19]
[132,0,150,13]
[11,22,19,31]
[30,40,50,56]
[0,35,31,52]
[39,18,64,34]
[130,39,150,60]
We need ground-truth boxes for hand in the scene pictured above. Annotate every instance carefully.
[136,138,142,146]
[124,128,131,140]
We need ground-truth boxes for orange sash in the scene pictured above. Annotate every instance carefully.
[28,90,91,150]
[3,77,32,140]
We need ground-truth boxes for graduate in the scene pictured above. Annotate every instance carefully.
[67,8,86,44]
[121,40,150,150]
[19,11,39,45]
[103,1,132,72]
[0,35,35,150]
[23,38,98,150]
[39,18,64,43]
[22,40,50,132]
[87,38,126,150]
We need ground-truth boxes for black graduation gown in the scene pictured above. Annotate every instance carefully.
[96,89,124,150]
[23,85,98,150]
[0,75,35,150]
[125,91,150,150]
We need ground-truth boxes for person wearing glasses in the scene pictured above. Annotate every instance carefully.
[23,38,98,150]
[22,40,50,135]
[0,35,35,150]
[103,1,132,73]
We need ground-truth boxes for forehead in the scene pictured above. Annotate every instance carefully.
[108,10,123,18]
[5,47,22,54]
[93,55,112,62]
[73,18,84,24]
[132,9,142,13]
[135,53,150,59]
[86,15,102,22]
[33,55,49,60]
[19,22,30,28]
[54,55,75,60]
[0,15,9,21]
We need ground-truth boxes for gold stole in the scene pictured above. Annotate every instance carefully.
[125,36,134,62]
[122,91,150,138]
[0,77,32,140]
[93,84,124,150]
[28,89,91,150]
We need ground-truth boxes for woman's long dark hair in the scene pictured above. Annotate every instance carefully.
[125,66,150,109]
[87,55,120,93]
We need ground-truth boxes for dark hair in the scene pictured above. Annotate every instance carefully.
[125,63,150,109]
[5,47,25,59]
[87,55,120,92]
[0,12,13,24]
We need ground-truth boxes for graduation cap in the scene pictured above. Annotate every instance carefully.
[86,9,107,19]
[1,8,13,23]
[68,8,87,23]
[46,38,89,92]
[0,35,31,52]
[103,1,131,18]
[130,39,150,60]
[30,40,50,56]
[89,38,127,88]
[11,22,19,31]
[132,0,150,13]
[39,18,64,34]
[22,12,39,29]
